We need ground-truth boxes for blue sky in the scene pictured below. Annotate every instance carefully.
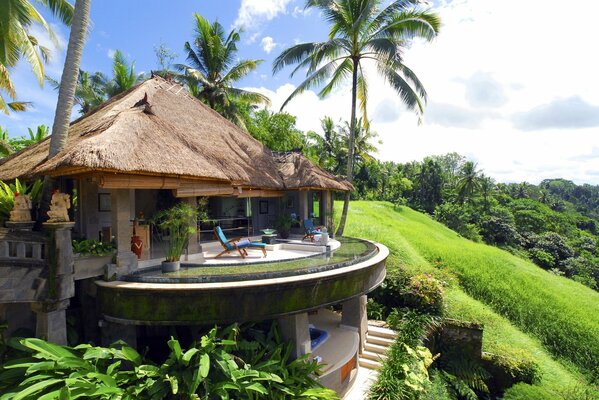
[3,0,599,184]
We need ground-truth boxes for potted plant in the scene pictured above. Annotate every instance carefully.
[152,202,198,273]
[275,214,293,239]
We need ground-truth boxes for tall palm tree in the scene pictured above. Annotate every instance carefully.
[176,13,270,129]
[0,0,73,113]
[456,161,481,205]
[104,50,145,97]
[39,0,91,223]
[273,0,440,236]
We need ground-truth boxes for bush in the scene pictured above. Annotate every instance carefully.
[0,324,338,400]
[403,274,445,316]
[369,311,437,400]
[72,239,116,257]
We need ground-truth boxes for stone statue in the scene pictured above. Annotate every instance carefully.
[47,191,71,223]
[9,192,33,222]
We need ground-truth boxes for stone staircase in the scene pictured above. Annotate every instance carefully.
[359,325,397,370]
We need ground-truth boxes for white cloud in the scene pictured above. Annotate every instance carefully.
[260,36,277,54]
[234,0,292,29]
[292,6,311,18]
[107,48,116,59]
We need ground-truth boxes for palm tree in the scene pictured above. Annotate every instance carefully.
[273,0,440,235]
[456,161,481,204]
[176,13,270,129]
[0,127,14,157]
[0,0,73,113]
[104,50,145,97]
[39,0,91,223]
[48,70,108,115]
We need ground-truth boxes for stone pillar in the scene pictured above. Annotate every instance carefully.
[31,299,70,345]
[110,189,137,274]
[341,295,368,353]
[183,197,201,260]
[43,222,76,302]
[299,191,309,222]
[278,312,311,359]
[100,320,137,348]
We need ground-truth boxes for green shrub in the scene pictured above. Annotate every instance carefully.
[72,239,116,257]
[369,270,445,319]
[0,325,337,400]
[482,352,541,385]
[403,274,445,316]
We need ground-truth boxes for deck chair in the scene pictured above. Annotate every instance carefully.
[214,226,267,258]
[303,219,322,242]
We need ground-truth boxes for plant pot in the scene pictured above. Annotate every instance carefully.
[161,260,180,273]
[279,230,290,239]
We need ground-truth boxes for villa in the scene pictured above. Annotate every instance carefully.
[0,76,388,395]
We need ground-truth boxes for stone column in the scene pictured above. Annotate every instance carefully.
[110,189,137,275]
[183,197,202,260]
[100,320,137,348]
[341,295,368,353]
[278,312,311,359]
[31,299,70,345]
[298,191,309,222]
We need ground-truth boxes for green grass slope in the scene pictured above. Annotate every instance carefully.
[340,201,599,396]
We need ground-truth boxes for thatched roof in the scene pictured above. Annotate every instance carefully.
[0,77,351,192]
[274,152,353,191]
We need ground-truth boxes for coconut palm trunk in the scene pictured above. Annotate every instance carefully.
[336,58,359,236]
[39,0,91,223]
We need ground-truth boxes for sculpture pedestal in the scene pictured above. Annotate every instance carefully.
[5,221,35,231]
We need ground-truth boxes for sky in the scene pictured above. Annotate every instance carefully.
[2,0,599,185]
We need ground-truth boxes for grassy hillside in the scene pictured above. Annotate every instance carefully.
[339,201,599,397]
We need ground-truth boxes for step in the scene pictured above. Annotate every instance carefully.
[361,350,388,362]
[367,325,397,340]
[366,334,395,347]
[364,342,390,355]
[359,357,383,370]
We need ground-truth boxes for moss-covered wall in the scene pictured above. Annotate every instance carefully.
[97,259,386,325]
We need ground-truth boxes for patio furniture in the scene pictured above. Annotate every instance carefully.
[303,219,322,242]
[214,226,267,258]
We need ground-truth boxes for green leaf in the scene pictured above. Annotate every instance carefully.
[21,338,75,360]
[12,378,62,400]
[199,353,210,378]
[167,338,183,361]
[119,346,142,365]
[182,348,199,363]
[243,382,268,394]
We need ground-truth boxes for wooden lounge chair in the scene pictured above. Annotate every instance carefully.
[214,226,267,258]
[303,219,322,242]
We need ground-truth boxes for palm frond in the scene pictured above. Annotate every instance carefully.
[280,59,341,110]
[318,58,352,98]
[378,62,424,121]
[273,42,322,75]
[375,10,441,42]
[222,59,262,84]
[228,88,271,106]
[357,64,369,129]
[37,0,74,25]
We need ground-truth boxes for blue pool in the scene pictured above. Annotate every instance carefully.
[310,326,329,350]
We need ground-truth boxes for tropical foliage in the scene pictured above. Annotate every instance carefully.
[0,324,337,400]
[0,0,73,113]
[0,178,42,221]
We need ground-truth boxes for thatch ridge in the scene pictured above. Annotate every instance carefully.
[0,76,352,192]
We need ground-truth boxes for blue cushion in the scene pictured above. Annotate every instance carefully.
[249,242,266,248]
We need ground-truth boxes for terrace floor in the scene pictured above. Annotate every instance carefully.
[139,234,339,268]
